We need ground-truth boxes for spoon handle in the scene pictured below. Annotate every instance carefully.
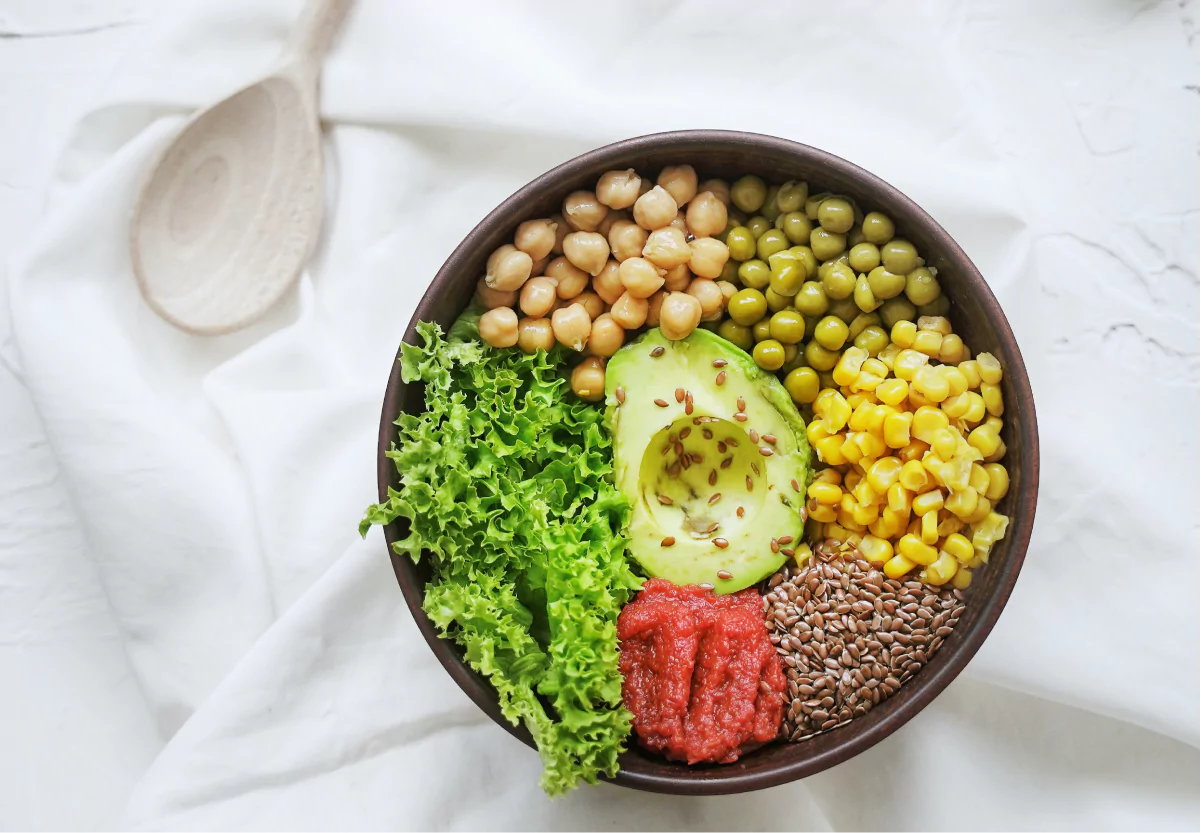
[281,0,352,76]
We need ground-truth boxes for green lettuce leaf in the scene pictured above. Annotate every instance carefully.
[362,321,640,795]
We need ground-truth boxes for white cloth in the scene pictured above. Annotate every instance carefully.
[5,0,1199,828]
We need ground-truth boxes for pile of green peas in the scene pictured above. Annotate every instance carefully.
[703,175,948,408]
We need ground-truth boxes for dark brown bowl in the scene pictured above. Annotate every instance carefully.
[376,130,1039,795]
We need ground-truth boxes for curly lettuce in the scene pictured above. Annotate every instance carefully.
[361,316,640,795]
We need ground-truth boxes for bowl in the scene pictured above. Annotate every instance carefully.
[376,130,1039,795]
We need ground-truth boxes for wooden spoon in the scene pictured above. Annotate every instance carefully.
[131,0,351,335]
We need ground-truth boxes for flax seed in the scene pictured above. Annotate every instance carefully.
[716,371,727,386]
[654,398,668,407]
[657,494,673,505]
[661,537,675,547]
[714,540,729,550]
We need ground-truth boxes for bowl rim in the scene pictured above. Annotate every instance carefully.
[376,129,1040,795]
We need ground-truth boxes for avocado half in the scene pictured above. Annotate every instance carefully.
[605,328,813,593]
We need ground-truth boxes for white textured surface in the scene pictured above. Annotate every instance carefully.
[0,1,1197,829]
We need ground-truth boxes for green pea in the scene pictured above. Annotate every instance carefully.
[728,288,767,325]
[817,197,855,234]
[848,226,866,247]
[768,252,804,296]
[765,287,791,312]
[727,208,747,227]
[813,315,850,351]
[700,319,722,333]
[804,340,840,372]
[718,319,755,352]
[793,281,829,317]
[881,239,919,275]
[781,344,807,374]
[804,192,830,220]
[803,314,822,335]
[746,215,772,239]
[862,211,895,244]
[810,228,847,261]
[789,245,819,278]
[780,211,813,245]
[853,325,890,357]
[731,176,767,213]
[820,261,857,300]
[761,185,782,222]
[756,228,790,261]
[769,309,807,344]
[918,294,951,317]
[848,312,882,340]
[904,266,942,306]
[866,266,907,300]
[753,339,786,371]
[753,318,773,342]
[878,296,917,329]
[848,242,881,273]
[726,227,757,261]
[827,296,859,324]
[720,258,740,283]
[784,367,821,404]
[738,259,771,290]
[854,272,881,312]
[776,181,809,214]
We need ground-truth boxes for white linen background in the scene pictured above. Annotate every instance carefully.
[2,0,1198,829]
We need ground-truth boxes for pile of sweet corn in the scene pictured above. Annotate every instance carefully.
[803,315,1010,589]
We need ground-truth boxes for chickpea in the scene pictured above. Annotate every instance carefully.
[596,169,642,210]
[550,213,569,254]
[485,244,534,291]
[662,263,692,292]
[632,185,679,231]
[519,276,559,317]
[669,210,688,234]
[618,257,666,299]
[608,220,649,261]
[563,190,608,232]
[688,236,730,279]
[596,209,626,238]
[514,218,557,261]
[551,303,592,351]
[697,178,730,206]
[570,356,606,402]
[474,276,517,310]
[592,259,626,305]
[646,290,666,327]
[687,278,725,320]
[574,290,605,320]
[528,255,549,278]
[546,256,589,299]
[642,227,691,270]
[686,192,729,238]
[563,231,611,276]
[479,306,519,348]
[516,317,555,354]
[717,280,738,307]
[658,291,702,340]
[657,164,698,207]
[610,291,649,329]
[587,313,625,358]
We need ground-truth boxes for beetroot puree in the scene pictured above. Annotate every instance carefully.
[617,579,785,764]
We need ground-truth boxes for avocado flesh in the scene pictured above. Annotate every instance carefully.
[605,328,813,593]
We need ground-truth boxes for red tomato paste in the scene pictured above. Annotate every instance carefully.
[617,579,785,764]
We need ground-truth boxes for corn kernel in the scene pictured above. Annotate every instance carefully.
[875,378,908,407]
[962,391,987,423]
[984,438,1006,462]
[883,553,916,579]
[945,488,979,520]
[917,315,952,335]
[836,508,865,532]
[942,532,974,562]
[942,366,969,397]
[940,392,971,419]
[967,425,1001,457]
[958,359,982,388]
[951,566,972,589]
[912,489,944,516]
[898,533,938,566]
[925,551,959,585]
[921,509,939,545]
[912,365,951,402]
[814,435,848,465]
[858,534,893,565]
[907,387,934,408]
[843,469,862,490]
[970,511,1010,560]
[883,411,912,449]
[845,391,878,409]
[852,369,886,392]
[840,491,857,514]
[865,405,892,435]
[967,463,989,494]
[807,420,832,446]
[808,502,837,523]
[939,334,966,364]
[848,401,875,432]
[808,481,842,505]
[879,506,910,538]
[851,501,880,526]
[891,320,917,348]
[981,382,1004,416]
[976,352,1003,385]
[877,342,901,369]
[906,517,922,537]
[826,523,856,543]
[893,349,929,381]
[793,542,813,566]
[936,512,964,537]
[862,358,888,378]
[984,416,1003,434]
[913,330,944,358]
[966,494,993,524]
[983,463,1009,501]
[887,482,913,513]
[832,347,870,387]
[852,479,881,507]
[911,406,950,443]
[817,390,853,433]
[930,427,959,459]
[866,457,904,494]
[855,431,885,460]
[897,438,929,462]
[814,468,842,485]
